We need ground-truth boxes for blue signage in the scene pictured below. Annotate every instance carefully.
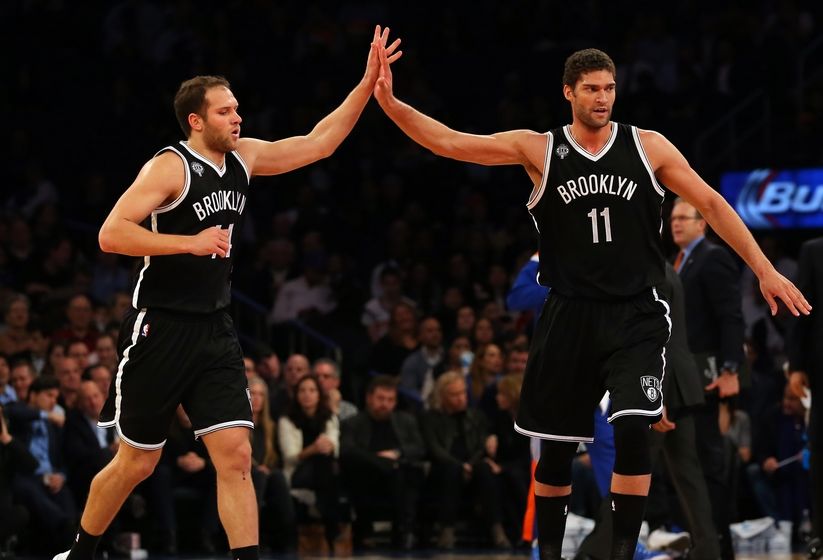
[720,168,823,229]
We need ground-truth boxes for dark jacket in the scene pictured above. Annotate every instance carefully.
[789,237,823,389]
[63,409,114,501]
[658,262,705,414]
[421,407,488,468]
[678,238,745,385]
[341,410,426,472]
[8,406,66,475]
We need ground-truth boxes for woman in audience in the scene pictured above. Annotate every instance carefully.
[278,375,341,547]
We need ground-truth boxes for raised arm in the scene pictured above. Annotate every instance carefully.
[237,25,402,177]
[372,31,544,174]
[98,152,229,258]
[641,130,811,316]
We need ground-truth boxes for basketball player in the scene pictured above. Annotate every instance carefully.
[372,43,810,560]
[54,25,402,560]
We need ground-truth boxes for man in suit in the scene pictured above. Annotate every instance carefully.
[10,375,76,551]
[788,236,823,559]
[671,198,745,560]
[340,375,426,550]
[64,380,117,507]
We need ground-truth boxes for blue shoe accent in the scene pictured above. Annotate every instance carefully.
[531,539,540,560]
[634,542,670,560]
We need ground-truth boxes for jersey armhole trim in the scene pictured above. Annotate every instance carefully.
[154,146,191,214]
[526,132,553,210]
[231,150,251,184]
[631,127,666,198]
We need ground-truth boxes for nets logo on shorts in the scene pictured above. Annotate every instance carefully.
[640,375,661,402]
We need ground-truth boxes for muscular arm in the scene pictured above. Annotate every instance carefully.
[641,130,810,316]
[373,36,544,181]
[98,152,229,257]
[238,26,400,177]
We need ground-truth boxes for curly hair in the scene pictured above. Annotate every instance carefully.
[562,48,616,88]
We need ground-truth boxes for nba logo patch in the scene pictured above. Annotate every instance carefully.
[640,375,661,402]
[141,323,150,337]
[556,144,570,159]
[191,161,205,177]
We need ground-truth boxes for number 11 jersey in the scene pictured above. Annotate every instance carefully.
[131,141,251,313]
[527,122,666,301]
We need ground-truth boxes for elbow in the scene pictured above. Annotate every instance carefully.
[98,224,118,253]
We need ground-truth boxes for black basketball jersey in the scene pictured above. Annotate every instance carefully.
[131,141,251,313]
[527,123,665,300]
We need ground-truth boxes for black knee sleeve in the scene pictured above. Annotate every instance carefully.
[612,416,652,476]
[534,440,578,486]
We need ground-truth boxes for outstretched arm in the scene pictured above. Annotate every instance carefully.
[642,130,811,316]
[238,25,403,176]
[373,32,543,171]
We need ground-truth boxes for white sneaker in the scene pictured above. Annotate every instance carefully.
[566,512,596,532]
[53,551,70,560]
[730,517,774,540]
[767,520,792,554]
[639,521,650,545]
[647,528,691,552]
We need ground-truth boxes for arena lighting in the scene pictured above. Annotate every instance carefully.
[720,168,823,229]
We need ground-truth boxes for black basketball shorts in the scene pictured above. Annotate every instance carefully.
[99,307,253,449]
[515,288,671,442]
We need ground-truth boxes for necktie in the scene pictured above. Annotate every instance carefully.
[674,250,685,272]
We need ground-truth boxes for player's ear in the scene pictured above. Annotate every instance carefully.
[188,112,203,133]
[563,84,574,101]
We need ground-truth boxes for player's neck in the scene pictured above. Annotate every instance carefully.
[186,138,226,168]
[568,121,612,154]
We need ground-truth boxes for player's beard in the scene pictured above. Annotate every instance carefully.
[577,107,611,130]
[203,126,235,154]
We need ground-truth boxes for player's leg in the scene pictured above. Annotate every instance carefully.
[609,416,653,560]
[534,439,579,560]
[61,444,161,560]
[202,427,258,552]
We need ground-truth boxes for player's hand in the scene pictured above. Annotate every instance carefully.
[373,25,403,104]
[363,25,402,87]
[189,226,230,257]
[759,269,811,317]
[705,370,739,398]
[788,371,809,399]
[652,406,676,433]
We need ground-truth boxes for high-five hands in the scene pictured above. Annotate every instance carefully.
[365,25,402,89]
[373,25,403,104]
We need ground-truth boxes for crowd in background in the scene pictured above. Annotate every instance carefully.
[1,0,821,556]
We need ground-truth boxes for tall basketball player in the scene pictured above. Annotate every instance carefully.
[54,25,402,560]
[372,42,810,560]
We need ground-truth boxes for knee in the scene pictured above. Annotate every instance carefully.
[213,438,252,476]
[534,440,578,486]
[112,450,160,483]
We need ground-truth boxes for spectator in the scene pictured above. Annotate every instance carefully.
[93,333,118,374]
[0,294,34,358]
[10,360,36,403]
[314,358,357,421]
[9,375,76,551]
[472,316,496,348]
[270,353,310,420]
[362,267,415,342]
[341,375,425,550]
[42,340,67,378]
[247,376,295,552]
[469,342,503,411]
[55,357,82,410]
[51,294,99,351]
[0,354,14,405]
[67,339,91,370]
[369,302,418,376]
[269,251,337,324]
[0,402,38,553]
[278,374,342,549]
[27,320,50,374]
[83,365,112,400]
[442,335,473,377]
[63,380,116,507]
[421,371,510,550]
[148,407,219,554]
[399,316,445,408]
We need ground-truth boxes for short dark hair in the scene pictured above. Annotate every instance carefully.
[30,375,60,394]
[174,75,231,137]
[563,49,616,88]
[367,375,398,395]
